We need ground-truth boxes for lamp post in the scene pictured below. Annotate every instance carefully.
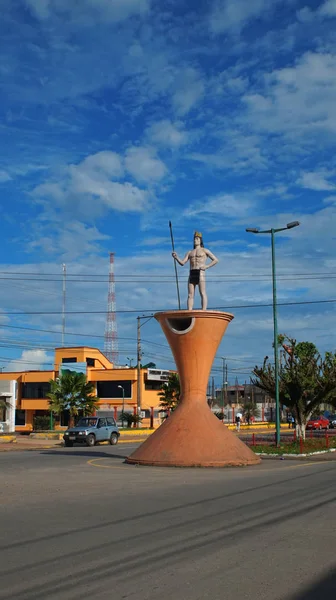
[246,221,300,446]
[221,357,228,422]
[118,385,125,428]
[127,357,133,368]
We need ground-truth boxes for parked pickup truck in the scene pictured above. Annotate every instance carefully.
[63,417,120,447]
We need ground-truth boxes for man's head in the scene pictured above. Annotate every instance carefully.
[194,231,204,248]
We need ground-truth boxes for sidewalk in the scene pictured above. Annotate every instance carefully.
[0,437,62,452]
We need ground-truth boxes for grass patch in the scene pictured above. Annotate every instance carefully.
[249,437,336,455]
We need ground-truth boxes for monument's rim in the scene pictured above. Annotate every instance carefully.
[154,309,234,321]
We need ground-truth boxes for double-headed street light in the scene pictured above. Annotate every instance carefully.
[117,385,125,428]
[246,221,300,446]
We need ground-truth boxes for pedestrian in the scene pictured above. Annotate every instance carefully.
[235,414,241,432]
[287,413,292,429]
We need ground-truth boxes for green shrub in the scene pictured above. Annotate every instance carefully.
[33,416,51,431]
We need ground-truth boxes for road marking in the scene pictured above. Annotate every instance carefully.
[87,457,129,469]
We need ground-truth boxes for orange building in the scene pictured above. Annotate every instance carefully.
[0,346,173,432]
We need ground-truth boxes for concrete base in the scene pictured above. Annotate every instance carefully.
[126,401,260,468]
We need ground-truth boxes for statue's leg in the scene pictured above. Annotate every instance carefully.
[187,282,195,310]
[199,278,207,310]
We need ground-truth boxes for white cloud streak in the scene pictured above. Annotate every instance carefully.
[6,350,51,372]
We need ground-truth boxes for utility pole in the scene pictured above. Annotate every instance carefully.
[225,364,228,405]
[137,317,141,420]
[136,315,154,427]
[62,263,66,347]
[221,357,225,422]
[211,376,215,407]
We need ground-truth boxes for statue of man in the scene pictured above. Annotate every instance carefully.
[172,231,218,310]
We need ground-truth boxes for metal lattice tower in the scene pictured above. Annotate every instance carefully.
[104,252,119,364]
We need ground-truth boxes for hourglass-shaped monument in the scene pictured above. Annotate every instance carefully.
[126,231,260,467]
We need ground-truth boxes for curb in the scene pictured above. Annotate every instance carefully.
[0,436,16,444]
[256,448,336,459]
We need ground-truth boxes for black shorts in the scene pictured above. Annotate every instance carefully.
[189,269,200,285]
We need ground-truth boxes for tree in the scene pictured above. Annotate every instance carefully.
[158,373,180,415]
[119,411,143,428]
[242,402,260,425]
[252,335,336,439]
[47,371,99,427]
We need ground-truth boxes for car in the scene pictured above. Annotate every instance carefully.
[306,416,330,431]
[63,416,120,447]
[328,414,336,429]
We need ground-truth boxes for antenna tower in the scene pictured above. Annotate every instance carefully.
[104,252,119,364]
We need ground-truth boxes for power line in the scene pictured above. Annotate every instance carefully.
[0,275,335,283]
[0,323,169,349]
[0,298,335,315]
[0,270,335,277]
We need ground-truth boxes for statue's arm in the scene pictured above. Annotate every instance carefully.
[172,251,190,266]
[203,248,219,270]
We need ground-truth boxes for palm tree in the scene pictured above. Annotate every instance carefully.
[47,371,99,427]
[158,373,180,415]
[242,401,260,425]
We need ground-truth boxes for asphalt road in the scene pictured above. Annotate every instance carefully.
[1,443,336,600]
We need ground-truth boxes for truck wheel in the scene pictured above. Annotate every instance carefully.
[64,440,73,447]
[86,434,96,447]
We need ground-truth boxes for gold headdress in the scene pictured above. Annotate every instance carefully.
[194,231,202,238]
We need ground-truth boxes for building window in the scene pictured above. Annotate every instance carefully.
[145,380,165,391]
[15,410,26,426]
[97,380,132,399]
[21,382,51,399]
[86,358,95,367]
[61,357,77,363]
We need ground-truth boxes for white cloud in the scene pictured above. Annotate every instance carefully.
[242,51,336,138]
[0,170,11,182]
[32,150,150,216]
[298,171,336,191]
[210,0,266,34]
[189,129,267,172]
[209,0,293,35]
[125,146,167,182]
[183,193,255,219]
[6,350,51,372]
[25,0,150,23]
[146,120,188,148]
[319,0,336,17]
[29,221,110,260]
[140,236,170,247]
[80,151,124,179]
[296,7,314,22]
[172,68,204,116]
[323,195,336,205]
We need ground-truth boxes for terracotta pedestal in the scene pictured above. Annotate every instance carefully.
[127,310,260,467]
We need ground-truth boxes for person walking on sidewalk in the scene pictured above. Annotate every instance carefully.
[235,414,241,432]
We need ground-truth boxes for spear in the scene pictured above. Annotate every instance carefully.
[169,221,181,310]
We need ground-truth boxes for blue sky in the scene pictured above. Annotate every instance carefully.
[0,0,335,385]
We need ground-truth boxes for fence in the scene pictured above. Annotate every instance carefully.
[241,429,336,453]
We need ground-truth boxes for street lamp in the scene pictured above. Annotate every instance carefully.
[117,385,125,428]
[246,221,300,446]
[127,357,133,368]
[221,357,228,422]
